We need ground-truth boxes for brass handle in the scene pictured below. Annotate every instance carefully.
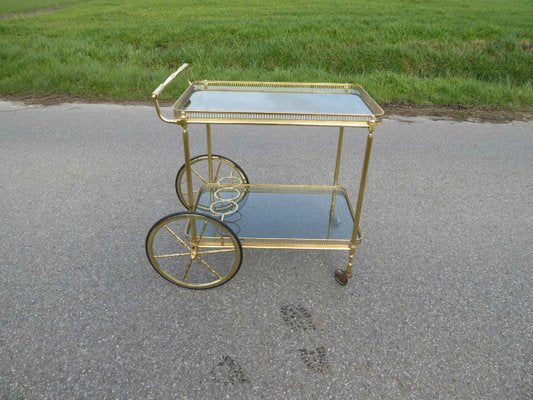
[151,63,190,124]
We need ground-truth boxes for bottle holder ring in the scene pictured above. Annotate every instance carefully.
[208,172,244,221]
[215,187,241,201]
[210,199,239,218]
[217,176,243,187]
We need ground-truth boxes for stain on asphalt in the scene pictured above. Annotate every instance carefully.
[298,347,329,373]
[280,304,330,373]
[280,304,316,331]
[210,355,249,385]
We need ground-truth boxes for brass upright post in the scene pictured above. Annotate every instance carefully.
[333,127,344,187]
[206,124,213,183]
[182,124,197,240]
[206,124,216,230]
[345,125,374,277]
[328,127,345,238]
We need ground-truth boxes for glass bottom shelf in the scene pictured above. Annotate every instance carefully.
[193,184,362,250]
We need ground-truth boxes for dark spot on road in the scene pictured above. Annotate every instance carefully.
[210,355,249,385]
[298,347,329,373]
[280,304,315,331]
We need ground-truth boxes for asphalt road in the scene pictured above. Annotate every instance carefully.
[1,101,532,399]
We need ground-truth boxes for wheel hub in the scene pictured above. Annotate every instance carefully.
[190,245,198,260]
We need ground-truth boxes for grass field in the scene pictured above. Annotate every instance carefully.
[0,0,532,111]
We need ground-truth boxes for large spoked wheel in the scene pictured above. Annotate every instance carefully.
[146,212,243,289]
[175,154,249,210]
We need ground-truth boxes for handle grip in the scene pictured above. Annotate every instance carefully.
[152,63,190,98]
[151,63,190,124]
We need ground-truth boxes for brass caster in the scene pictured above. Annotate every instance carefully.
[334,269,349,286]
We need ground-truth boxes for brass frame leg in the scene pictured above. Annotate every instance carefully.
[206,124,213,183]
[328,127,344,239]
[181,123,197,240]
[335,125,375,286]
[335,245,355,286]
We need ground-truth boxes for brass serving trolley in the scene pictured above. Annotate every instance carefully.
[146,64,383,289]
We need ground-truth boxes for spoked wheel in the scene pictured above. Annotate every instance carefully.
[146,212,243,289]
[176,154,249,210]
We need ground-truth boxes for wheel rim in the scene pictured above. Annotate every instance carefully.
[176,155,248,210]
[146,213,242,289]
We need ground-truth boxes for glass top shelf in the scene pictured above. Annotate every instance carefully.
[182,90,374,115]
[172,81,384,126]
[194,185,355,242]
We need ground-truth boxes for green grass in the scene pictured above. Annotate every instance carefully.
[0,0,73,14]
[1,0,532,111]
